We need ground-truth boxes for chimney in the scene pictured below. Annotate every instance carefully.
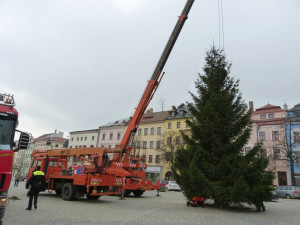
[249,101,254,112]
[172,105,177,111]
[146,108,153,113]
[283,103,288,110]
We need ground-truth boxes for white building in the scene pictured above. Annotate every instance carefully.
[68,129,99,148]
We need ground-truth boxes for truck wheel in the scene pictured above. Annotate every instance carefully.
[123,190,131,197]
[133,190,145,197]
[86,194,101,200]
[62,183,77,201]
[55,189,62,196]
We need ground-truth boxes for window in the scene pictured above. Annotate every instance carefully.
[150,128,155,135]
[55,144,58,148]
[167,137,172,146]
[75,145,78,148]
[294,132,300,143]
[92,136,95,140]
[117,133,121,140]
[102,134,106,140]
[261,149,267,158]
[137,141,141,148]
[148,155,153,163]
[150,141,154,149]
[259,132,266,141]
[175,136,181,145]
[90,145,94,148]
[108,145,112,148]
[156,141,161,149]
[83,145,86,148]
[168,123,172,129]
[71,138,73,141]
[81,137,83,141]
[273,148,281,160]
[272,131,279,141]
[85,137,87,141]
[268,113,274,118]
[144,128,148,135]
[109,133,113,140]
[260,114,266,119]
[77,137,79,141]
[155,155,160,163]
[157,127,162,134]
[138,129,142,136]
[245,147,251,155]
[166,152,171,161]
[143,141,147,149]
[185,121,189,128]
[79,145,82,148]
[177,122,181,128]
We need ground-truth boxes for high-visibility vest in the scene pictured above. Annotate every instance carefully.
[33,171,45,176]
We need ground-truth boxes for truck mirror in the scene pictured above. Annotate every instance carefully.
[18,132,31,150]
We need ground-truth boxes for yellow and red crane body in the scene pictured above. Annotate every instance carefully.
[28,148,126,197]
[28,147,160,198]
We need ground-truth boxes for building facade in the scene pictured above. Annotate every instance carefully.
[247,102,290,186]
[286,103,300,185]
[162,104,192,180]
[132,109,170,182]
[20,142,35,177]
[69,129,99,148]
[98,118,130,148]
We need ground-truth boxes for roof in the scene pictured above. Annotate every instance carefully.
[140,111,170,123]
[69,129,99,134]
[291,103,300,111]
[100,117,131,127]
[35,133,68,142]
[166,103,192,120]
[252,103,286,115]
[35,136,68,143]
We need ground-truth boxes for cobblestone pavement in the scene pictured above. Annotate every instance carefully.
[3,181,300,225]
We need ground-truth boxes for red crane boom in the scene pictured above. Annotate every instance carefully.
[119,0,194,158]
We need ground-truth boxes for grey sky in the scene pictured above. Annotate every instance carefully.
[1,0,299,138]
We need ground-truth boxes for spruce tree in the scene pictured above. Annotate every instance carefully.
[172,46,274,209]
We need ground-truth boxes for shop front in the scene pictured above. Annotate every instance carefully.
[146,166,162,183]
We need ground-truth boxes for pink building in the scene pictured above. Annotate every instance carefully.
[98,118,131,148]
[247,102,290,186]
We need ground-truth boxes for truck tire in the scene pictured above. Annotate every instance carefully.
[133,190,145,197]
[122,190,131,197]
[55,189,62,196]
[86,193,101,200]
[62,183,77,201]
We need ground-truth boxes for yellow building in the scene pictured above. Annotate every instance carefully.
[132,108,170,182]
[162,104,192,180]
[132,103,192,182]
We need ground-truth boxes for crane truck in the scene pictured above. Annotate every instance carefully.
[0,93,30,225]
[27,0,194,201]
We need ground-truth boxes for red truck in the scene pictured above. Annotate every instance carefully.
[0,93,30,225]
[26,0,194,200]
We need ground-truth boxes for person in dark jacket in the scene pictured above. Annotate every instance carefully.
[25,166,46,210]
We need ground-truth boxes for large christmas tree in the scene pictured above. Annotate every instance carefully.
[172,46,274,210]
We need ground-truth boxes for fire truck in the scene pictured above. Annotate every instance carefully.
[28,0,194,201]
[0,93,30,224]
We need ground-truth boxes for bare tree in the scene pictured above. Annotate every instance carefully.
[158,130,184,167]
[270,120,300,186]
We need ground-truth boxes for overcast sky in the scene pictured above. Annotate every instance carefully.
[1,0,299,138]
